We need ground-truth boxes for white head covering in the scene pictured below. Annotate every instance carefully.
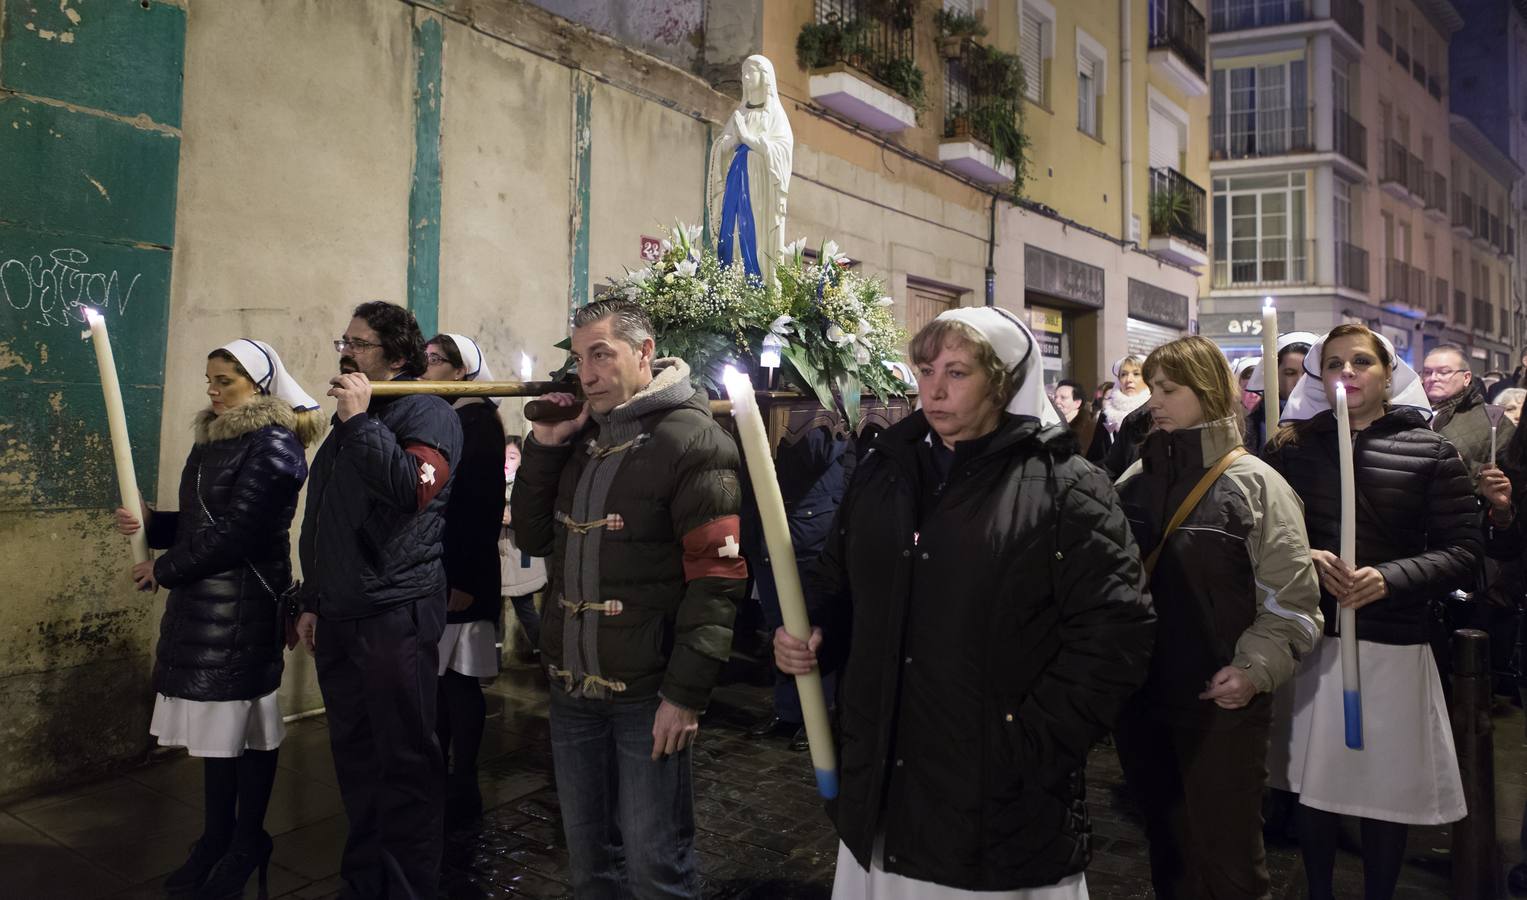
[1246,331,1319,392]
[1232,356,1261,380]
[1111,355,1145,382]
[1280,329,1431,423]
[930,307,1062,427]
[442,332,499,408]
[220,339,319,411]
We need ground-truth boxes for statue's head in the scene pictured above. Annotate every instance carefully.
[742,55,777,104]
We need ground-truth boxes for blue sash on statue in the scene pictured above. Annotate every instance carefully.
[718,145,762,277]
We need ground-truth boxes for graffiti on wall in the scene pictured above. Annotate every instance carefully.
[0,248,140,327]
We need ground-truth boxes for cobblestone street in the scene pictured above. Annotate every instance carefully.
[4,659,1523,899]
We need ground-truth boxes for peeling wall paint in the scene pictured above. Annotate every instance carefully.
[0,0,183,800]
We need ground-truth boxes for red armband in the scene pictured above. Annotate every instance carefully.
[681,515,748,582]
[406,444,450,510]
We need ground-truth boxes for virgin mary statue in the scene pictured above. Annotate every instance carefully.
[708,55,794,285]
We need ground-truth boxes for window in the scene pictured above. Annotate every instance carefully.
[1211,60,1308,157]
[1335,180,1353,245]
[1076,28,1106,139]
[1021,1,1055,107]
[1212,173,1308,286]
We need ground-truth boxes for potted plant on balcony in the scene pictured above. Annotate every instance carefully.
[1148,187,1192,240]
[797,10,926,112]
[934,7,986,59]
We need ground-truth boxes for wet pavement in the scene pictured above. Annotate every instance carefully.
[3,658,1524,899]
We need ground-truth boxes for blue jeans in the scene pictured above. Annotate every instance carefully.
[508,592,542,649]
[548,690,699,899]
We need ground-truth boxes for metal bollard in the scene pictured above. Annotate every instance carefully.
[1450,628,1498,900]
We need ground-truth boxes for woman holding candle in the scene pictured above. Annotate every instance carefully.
[1087,355,1152,477]
[1264,324,1477,900]
[776,307,1156,898]
[1112,336,1322,900]
[114,339,322,899]
[423,332,508,821]
[500,435,546,662]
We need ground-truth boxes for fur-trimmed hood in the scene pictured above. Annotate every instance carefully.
[194,395,324,447]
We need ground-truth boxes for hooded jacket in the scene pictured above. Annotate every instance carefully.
[298,379,463,620]
[147,396,308,701]
[806,411,1155,891]
[1115,417,1322,724]
[1264,407,1481,645]
[511,359,747,712]
[1432,378,1516,480]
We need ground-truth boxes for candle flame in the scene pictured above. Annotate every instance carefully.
[520,352,533,382]
[721,365,749,399]
[84,307,102,325]
[1263,296,1276,313]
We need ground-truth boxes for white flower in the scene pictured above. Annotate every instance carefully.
[821,240,850,266]
[682,223,703,245]
[664,273,675,284]
[784,237,807,257]
[826,323,849,345]
[769,314,795,336]
[660,239,673,253]
[876,296,894,307]
[856,318,872,337]
[676,259,698,278]
[628,266,653,285]
[853,343,871,366]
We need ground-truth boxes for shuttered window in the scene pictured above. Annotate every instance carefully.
[1078,55,1097,136]
[1021,8,1046,104]
[1148,108,1182,171]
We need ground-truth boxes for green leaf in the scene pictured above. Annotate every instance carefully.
[834,370,863,430]
[781,342,837,414]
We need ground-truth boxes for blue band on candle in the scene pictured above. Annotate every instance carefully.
[815,768,838,800]
[1343,691,1363,749]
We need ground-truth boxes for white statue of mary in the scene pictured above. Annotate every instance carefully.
[708,55,794,285]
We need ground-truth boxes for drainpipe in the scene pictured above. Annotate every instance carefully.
[986,193,997,306]
[1120,0,1134,244]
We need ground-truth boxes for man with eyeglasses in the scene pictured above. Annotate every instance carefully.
[1423,344,1515,479]
[294,300,463,900]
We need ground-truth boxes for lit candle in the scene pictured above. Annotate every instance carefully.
[1333,381,1362,750]
[722,365,837,798]
[1487,404,1505,467]
[1262,297,1280,430]
[520,352,533,382]
[84,309,149,566]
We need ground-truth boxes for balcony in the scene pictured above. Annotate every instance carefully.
[1211,103,1313,160]
[1475,298,1493,335]
[1336,240,1369,293]
[1510,227,1517,258]
[1396,42,1411,70]
[1491,213,1504,251]
[1428,76,1441,100]
[1453,192,1476,237]
[1412,60,1427,88]
[1433,276,1450,318]
[1455,288,1468,324]
[1379,140,1420,202]
[1213,237,1314,289]
[941,45,1022,184]
[1333,109,1367,169]
[1149,0,1209,96]
[1378,26,1392,53]
[1148,166,1210,266]
[1384,258,1425,311]
[804,0,920,133]
[1425,171,1448,222]
[1210,0,1363,46]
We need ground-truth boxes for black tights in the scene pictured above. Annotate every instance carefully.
[437,669,486,778]
[202,748,280,849]
[1298,804,1409,900]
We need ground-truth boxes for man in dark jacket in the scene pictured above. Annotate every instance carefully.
[295,301,463,900]
[512,299,746,897]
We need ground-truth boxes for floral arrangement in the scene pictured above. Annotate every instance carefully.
[597,222,908,425]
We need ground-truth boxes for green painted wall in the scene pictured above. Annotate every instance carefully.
[0,0,184,798]
[407,11,443,338]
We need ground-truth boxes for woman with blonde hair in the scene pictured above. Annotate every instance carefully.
[1265,324,1477,900]
[1087,354,1152,477]
[1112,336,1321,899]
[115,339,323,898]
[776,306,1155,898]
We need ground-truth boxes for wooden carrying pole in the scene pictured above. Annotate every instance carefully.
[365,379,733,416]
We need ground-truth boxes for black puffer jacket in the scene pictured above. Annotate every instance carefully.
[298,380,463,620]
[443,401,507,624]
[147,396,308,701]
[807,412,1155,891]
[1264,407,1481,645]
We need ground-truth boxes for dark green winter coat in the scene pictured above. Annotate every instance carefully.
[511,359,747,711]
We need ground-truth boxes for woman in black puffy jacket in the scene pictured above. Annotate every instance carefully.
[424,333,506,821]
[1264,324,1478,900]
[116,339,321,899]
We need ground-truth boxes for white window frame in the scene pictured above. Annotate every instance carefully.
[1212,173,1309,286]
[1020,0,1056,107]
[1076,27,1107,140]
[1147,85,1190,172]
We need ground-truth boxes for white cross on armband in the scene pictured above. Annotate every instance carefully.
[717,535,740,559]
[420,462,437,486]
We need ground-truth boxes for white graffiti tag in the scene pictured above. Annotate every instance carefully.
[0,248,140,327]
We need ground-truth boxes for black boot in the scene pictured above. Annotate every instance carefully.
[163,836,228,894]
[446,771,483,822]
[194,830,272,900]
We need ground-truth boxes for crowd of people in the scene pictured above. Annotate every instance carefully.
[109,295,1527,900]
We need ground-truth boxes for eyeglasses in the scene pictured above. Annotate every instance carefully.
[1421,367,1464,379]
[334,337,381,353]
[426,352,451,367]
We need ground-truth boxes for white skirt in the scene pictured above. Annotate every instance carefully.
[149,690,284,758]
[832,840,1088,900]
[438,621,499,678]
[1267,635,1466,825]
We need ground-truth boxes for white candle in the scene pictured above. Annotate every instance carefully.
[1332,381,1363,750]
[520,352,533,382]
[1490,424,1499,468]
[722,366,838,798]
[85,309,149,566]
[1262,297,1280,430]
